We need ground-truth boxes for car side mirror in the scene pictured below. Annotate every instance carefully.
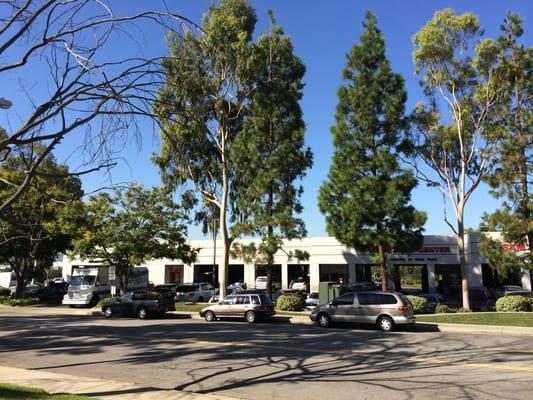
[330,301,337,306]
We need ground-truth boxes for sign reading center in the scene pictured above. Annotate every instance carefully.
[419,246,451,254]
[108,266,116,280]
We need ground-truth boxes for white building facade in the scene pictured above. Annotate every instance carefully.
[56,233,532,294]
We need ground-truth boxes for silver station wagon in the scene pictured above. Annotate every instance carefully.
[310,291,415,331]
[200,293,275,323]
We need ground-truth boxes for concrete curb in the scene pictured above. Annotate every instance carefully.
[416,322,533,337]
[0,365,243,400]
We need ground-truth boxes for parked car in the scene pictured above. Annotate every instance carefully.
[102,291,175,319]
[10,283,44,298]
[255,276,280,291]
[339,282,379,295]
[464,286,494,311]
[38,281,68,303]
[290,279,309,291]
[272,289,306,306]
[153,284,178,300]
[416,293,440,313]
[175,282,214,302]
[200,293,275,323]
[504,291,533,298]
[306,292,319,308]
[494,285,523,299]
[309,291,415,331]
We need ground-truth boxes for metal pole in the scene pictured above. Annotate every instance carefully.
[212,218,217,288]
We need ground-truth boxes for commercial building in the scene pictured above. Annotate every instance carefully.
[56,233,532,298]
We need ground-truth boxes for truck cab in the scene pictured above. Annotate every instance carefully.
[62,266,109,307]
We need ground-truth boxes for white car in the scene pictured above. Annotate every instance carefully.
[255,276,280,291]
[175,282,214,302]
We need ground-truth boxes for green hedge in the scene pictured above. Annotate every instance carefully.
[0,287,10,297]
[95,296,114,308]
[0,296,39,306]
[405,295,428,314]
[496,295,532,312]
[276,294,306,311]
[435,304,451,313]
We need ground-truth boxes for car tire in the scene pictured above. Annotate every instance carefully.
[245,310,256,323]
[205,310,215,322]
[316,313,331,328]
[377,315,394,332]
[137,307,148,319]
[103,306,113,318]
[197,296,204,303]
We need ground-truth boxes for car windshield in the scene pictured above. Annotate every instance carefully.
[70,276,96,286]
[177,285,198,292]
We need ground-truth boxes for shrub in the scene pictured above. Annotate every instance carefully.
[495,295,532,312]
[405,295,428,314]
[435,304,451,313]
[456,307,472,313]
[95,296,114,308]
[0,287,10,297]
[276,294,306,311]
[0,296,39,306]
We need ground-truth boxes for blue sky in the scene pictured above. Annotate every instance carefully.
[1,1,531,240]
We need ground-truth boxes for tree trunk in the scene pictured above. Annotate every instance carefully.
[378,244,388,292]
[14,264,25,298]
[392,265,402,292]
[457,215,470,310]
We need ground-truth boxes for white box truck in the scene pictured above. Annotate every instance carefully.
[63,265,148,306]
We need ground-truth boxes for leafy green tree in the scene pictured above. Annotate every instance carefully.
[73,185,195,293]
[410,9,511,309]
[479,13,532,274]
[231,12,312,295]
[319,12,426,292]
[0,135,84,298]
[153,0,258,298]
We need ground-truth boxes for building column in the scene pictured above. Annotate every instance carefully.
[349,263,356,284]
[184,264,195,283]
[281,263,289,289]
[309,263,320,293]
[244,263,255,290]
[522,268,532,291]
[427,263,436,294]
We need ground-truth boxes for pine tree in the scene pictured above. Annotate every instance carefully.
[319,11,426,291]
[479,13,532,273]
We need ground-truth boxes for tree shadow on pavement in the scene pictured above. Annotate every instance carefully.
[0,314,530,400]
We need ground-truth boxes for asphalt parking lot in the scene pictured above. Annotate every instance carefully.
[1,307,533,400]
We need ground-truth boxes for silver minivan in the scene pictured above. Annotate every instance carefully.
[309,291,415,331]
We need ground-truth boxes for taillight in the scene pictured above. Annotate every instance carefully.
[397,305,409,312]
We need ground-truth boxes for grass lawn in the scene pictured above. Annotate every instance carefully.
[174,302,206,312]
[416,312,533,327]
[0,383,96,400]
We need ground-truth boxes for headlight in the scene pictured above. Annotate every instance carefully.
[84,293,92,299]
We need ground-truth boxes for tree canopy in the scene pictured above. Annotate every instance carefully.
[73,184,196,293]
[0,133,84,297]
[319,11,426,291]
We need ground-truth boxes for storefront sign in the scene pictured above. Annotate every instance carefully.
[419,246,451,254]
[501,243,529,252]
